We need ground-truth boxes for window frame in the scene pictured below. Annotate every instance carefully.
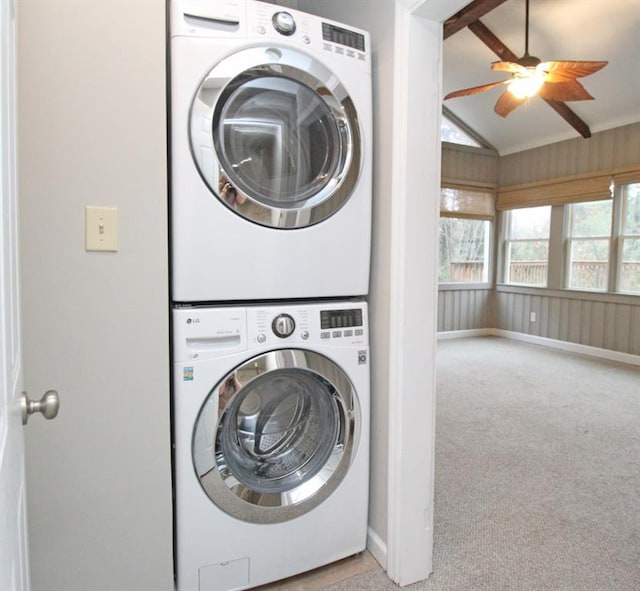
[564,199,614,292]
[615,181,640,294]
[438,217,493,286]
[502,205,552,287]
[438,185,495,288]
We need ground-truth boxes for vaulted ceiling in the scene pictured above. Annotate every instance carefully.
[442,0,640,155]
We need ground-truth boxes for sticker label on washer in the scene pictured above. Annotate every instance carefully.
[183,367,194,381]
[358,350,368,365]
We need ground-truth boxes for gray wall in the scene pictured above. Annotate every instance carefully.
[438,284,640,356]
[438,288,493,332]
[18,2,173,590]
[442,142,498,187]
[495,288,640,355]
[499,122,640,186]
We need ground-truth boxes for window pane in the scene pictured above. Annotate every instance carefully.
[620,238,640,293]
[566,200,612,290]
[440,115,481,147]
[505,206,550,286]
[569,200,612,237]
[569,239,609,290]
[622,183,640,234]
[439,218,490,282]
[618,183,640,293]
[509,206,551,239]
[507,241,549,286]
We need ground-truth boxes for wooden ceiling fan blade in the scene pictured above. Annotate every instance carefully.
[491,61,528,75]
[539,79,594,102]
[444,79,509,100]
[541,60,608,83]
[494,90,524,117]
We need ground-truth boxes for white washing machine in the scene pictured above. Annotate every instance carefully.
[169,0,372,302]
[172,300,370,591]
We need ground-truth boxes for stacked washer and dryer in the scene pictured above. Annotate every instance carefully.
[169,1,373,590]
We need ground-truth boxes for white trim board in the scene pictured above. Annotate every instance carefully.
[366,527,388,570]
[438,329,640,367]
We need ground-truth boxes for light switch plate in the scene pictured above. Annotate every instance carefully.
[85,206,118,252]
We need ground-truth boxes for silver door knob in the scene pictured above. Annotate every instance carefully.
[21,390,60,425]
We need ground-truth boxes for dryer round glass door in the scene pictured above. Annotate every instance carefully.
[190,46,362,229]
[192,349,360,523]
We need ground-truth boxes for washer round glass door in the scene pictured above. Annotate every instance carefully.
[192,349,360,524]
[189,46,362,229]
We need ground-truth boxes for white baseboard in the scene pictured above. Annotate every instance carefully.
[366,527,387,570]
[491,329,640,367]
[437,328,492,340]
[438,328,640,367]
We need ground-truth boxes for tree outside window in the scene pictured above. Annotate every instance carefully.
[439,218,490,282]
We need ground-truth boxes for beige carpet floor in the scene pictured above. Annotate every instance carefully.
[320,337,640,590]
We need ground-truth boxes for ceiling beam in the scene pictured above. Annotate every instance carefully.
[443,0,510,39]
[466,20,592,138]
[467,19,518,61]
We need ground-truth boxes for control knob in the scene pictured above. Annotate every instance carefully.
[272,11,296,36]
[272,313,295,338]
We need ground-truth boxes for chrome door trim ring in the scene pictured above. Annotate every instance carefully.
[192,349,360,524]
[189,45,362,229]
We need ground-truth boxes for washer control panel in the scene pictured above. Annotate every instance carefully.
[173,302,368,361]
[249,302,367,347]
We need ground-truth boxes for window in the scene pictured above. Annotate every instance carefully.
[439,218,491,282]
[566,199,612,290]
[440,115,481,148]
[504,206,551,286]
[439,187,494,284]
[618,182,640,293]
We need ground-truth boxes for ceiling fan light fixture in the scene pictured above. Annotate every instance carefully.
[508,68,545,99]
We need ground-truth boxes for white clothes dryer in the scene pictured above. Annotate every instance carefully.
[169,0,372,302]
[172,300,370,591]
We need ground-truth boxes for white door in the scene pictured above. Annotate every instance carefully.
[0,1,60,588]
[0,0,29,589]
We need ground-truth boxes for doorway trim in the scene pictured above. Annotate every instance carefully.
[386,0,469,585]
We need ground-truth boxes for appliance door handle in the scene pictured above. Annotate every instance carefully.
[183,12,240,26]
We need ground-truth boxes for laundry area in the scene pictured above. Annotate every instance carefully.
[169,2,372,588]
[14,1,451,590]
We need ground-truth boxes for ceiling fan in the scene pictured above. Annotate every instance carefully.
[444,0,608,117]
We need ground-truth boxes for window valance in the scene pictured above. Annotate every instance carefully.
[496,165,640,210]
[440,185,495,219]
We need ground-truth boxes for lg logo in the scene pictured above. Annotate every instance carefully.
[186,318,200,325]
